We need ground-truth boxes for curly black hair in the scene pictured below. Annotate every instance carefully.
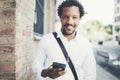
[58,0,85,18]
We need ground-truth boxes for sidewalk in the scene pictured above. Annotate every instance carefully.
[96,64,119,80]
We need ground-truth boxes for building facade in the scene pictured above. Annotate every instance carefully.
[0,0,64,80]
[114,0,120,44]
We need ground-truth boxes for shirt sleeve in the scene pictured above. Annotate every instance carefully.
[82,41,96,80]
[32,37,48,80]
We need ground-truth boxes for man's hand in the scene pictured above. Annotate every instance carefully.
[41,66,66,79]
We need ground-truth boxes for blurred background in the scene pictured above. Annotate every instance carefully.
[77,0,120,80]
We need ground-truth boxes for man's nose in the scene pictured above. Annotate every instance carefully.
[66,18,73,24]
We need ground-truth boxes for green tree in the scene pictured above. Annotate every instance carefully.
[104,24,112,35]
[82,20,103,35]
[80,20,112,41]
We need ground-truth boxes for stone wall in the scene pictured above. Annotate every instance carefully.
[0,0,57,80]
[0,0,16,80]
[0,0,34,80]
[15,0,34,80]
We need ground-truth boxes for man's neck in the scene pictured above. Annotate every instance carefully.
[64,32,76,41]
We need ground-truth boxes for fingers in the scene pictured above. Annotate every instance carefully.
[58,71,66,75]
[58,68,62,71]
[48,65,53,69]
[48,65,63,71]
[47,65,66,79]
[49,70,66,79]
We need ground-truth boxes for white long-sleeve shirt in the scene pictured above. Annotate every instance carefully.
[32,30,96,80]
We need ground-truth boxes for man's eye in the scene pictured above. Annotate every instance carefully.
[62,16,68,19]
[73,17,79,19]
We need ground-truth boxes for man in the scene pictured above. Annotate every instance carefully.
[32,0,96,80]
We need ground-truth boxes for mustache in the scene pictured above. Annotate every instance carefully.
[63,24,74,27]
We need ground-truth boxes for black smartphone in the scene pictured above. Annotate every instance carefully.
[52,62,66,70]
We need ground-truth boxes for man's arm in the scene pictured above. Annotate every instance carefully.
[32,37,66,79]
[32,38,47,79]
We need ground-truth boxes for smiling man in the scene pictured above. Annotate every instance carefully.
[32,0,96,80]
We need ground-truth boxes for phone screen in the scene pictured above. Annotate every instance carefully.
[52,62,66,70]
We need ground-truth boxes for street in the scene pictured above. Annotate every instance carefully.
[92,41,120,80]
[96,64,119,80]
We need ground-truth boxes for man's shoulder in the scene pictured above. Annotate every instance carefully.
[41,32,54,40]
[77,34,88,41]
[43,32,53,37]
[77,34,91,45]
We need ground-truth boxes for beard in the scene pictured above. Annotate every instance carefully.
[62,28,75,35]
[61,24,76,36]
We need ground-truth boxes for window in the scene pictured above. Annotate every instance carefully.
[115,25,120,33]
[115,16,120,22]
[115,7,119,14]
[34,0,44,36]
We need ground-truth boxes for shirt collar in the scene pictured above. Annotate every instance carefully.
[56,30,65,38]
[56,30,79,41]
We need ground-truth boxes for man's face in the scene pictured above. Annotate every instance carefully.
[60,6,80,35]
